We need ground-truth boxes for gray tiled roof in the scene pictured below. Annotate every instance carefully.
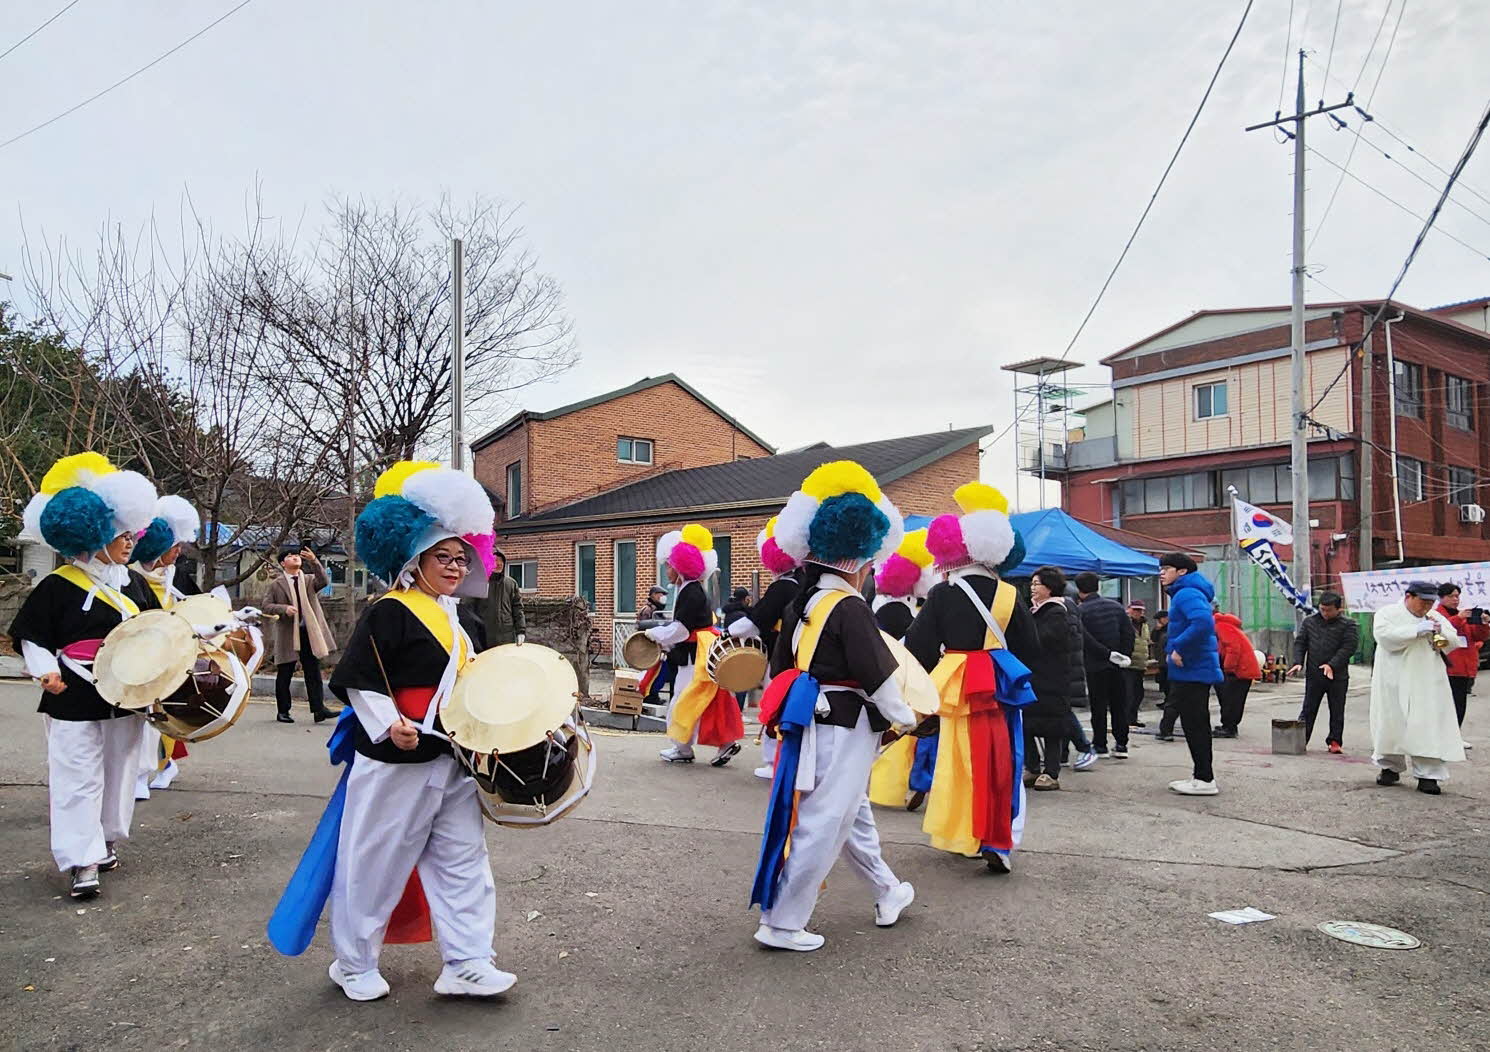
[502,426,990,530]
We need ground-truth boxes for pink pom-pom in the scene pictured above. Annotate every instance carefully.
[925,513,968,565]
[875,553,921,598]
[668,542,706,581]
[464,533,497,577]
[760,537,797,576]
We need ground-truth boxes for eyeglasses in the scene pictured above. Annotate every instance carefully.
[429,552,471,571]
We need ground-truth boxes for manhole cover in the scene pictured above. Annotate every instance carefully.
[1317,921,1421,950]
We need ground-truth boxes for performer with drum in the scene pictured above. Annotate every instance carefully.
[273,460,514,1002]
[868,528,940,811]
[8,453,159,899]
[750,461,919,951]
[648,524,746,766]
[904,483,1039,874]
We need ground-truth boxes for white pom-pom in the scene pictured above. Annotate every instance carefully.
[20,493,50,543]
[403,468,495,536]
[93,470,158,537]
[656,530,682,564]
[873,497,905,563]
[755,525,770,552]
[915,565,937,599]
[155,495,201,544]
[774,491,817,561]
[703,549,719,578]
[962,509,1015,567]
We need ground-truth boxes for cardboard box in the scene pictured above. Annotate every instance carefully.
[610,670,645,716]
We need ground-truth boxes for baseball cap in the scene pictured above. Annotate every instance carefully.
[1405,580,1440,599]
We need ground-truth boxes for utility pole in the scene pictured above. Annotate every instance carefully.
[1359,329,1374,571]
[1246,51,1353,608]
[451,237,466,471]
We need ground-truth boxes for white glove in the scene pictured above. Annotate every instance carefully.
[1415,620,1439,637]
[1109,651,1133,668]
[516,633,525,646]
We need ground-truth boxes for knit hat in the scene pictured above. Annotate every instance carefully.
[355,461,497,599]
[925,482,1025,575]
[874,527,935,600]
[656,524,718,582]
[774,460,903,574]
[20,452,158,558]
[133,495,202,566]
[756,515,801,576]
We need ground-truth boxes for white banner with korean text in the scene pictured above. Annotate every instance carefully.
[1339,561,1490,613]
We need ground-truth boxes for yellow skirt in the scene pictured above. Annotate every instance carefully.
[868,734,917,807]
[921,654,980,856]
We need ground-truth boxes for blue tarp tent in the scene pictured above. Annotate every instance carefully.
[901,509,1158,578]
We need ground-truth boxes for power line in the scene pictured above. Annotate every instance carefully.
[0,0,256,153]
[1057,0,1255,362]
[1276,0,1296,120]
[0,0,83,64]
[1343,127,1490,231]
[1320,0,1345,104]
[1364,115,1490,213]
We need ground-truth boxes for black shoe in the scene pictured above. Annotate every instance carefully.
[1416,778,1442,795]
[276,713,295,724]
[1130,720,1147,728]
[1155,733,1176,742]
[313,706,343,723]
[1376,769,1400,787]
[710,742,742,767]
[905,790,926,812]
[98,844,120,873]
[1093,746,1109,755]
[984,853,1010,875]
[1211,727,1237,739]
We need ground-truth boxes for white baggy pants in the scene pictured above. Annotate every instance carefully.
[664,663,700,751]
[1374,753,1451,782]
[44,714,144,871]
[330,752,497,975]
[761,709,900,933]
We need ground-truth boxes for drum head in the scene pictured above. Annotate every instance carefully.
[621,631,661,669]
[446,643,579,754]
[171,593,235,632]
[711,639,767,693]
[94,610,199,709]
[882,632,940,716]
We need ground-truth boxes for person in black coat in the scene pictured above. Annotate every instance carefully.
[1073,571,1135,758]
[1022,567,1076,789]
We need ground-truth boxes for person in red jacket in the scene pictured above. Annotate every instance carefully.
[1212,608,1261,739]
[1435,583,1488,747]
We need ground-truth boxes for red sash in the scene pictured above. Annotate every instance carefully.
[392,685,437,722]
[954,649,1016,853]
[383,685,440,944]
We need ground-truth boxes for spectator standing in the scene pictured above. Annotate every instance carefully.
[638,586,676,705]
[1289,592,1359,753]
[477,548,526,647]
[1074,572,1135,758]
[639,586,669,622]
[1125,601,1151,727]
[1060,591,1100,770]
[1158,554,1222,795]
[1433,582,1488,749]
[1152,609,1170,704]
[261,546,340,724]
[1022,566,1077,790]
[1212,609,1261,738]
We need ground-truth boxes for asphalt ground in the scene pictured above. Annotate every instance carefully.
[1,675,1487,1051]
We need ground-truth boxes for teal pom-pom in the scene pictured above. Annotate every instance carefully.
[133,517,175,565]
[996,531,1027,576]
[39,487,116,557]
[808,493,889,563]
[356,495,435,582]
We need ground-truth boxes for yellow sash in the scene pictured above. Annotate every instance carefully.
[923,578,1014,856]
[54,565,141,618]
[381,589,470,667]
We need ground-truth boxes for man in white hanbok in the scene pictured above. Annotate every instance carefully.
[1370,581,1466,795]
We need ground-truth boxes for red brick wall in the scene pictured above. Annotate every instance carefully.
[472,427,528,516]
[883,444,980,516]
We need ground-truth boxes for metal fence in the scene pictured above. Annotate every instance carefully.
[611,617,638,668]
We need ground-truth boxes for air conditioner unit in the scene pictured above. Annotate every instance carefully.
[1458,504,1486,524]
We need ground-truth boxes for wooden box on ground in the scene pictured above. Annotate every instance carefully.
[610,670,646,715]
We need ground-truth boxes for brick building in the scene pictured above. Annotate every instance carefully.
[471,375,987,658]
[1053,298,1490,593]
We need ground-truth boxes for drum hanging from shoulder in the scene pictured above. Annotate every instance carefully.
[143,645,253,743]
[171,594,267,677]
[706,635,768,693]
[455,710,597,829]
[621,630,661,670]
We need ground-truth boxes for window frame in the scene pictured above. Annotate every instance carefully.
[1194,380,1229,421]
[1446,374,1474,432]
[574,542,596,611]
[505,460,522,519]
[1393,360,1423,419]
[507,559,539,593]
[1396,455,1426,503]
[613,539,638,615]
[1448,466,1476,507]
[617,436,655,465]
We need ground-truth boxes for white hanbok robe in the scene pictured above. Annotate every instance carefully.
[1370,601,1466,777]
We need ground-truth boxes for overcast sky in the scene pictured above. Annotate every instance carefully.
[4,1,1488,507]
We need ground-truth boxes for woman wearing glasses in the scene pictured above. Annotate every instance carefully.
[305,461,512,1002]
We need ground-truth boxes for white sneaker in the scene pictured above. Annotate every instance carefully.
[1168,778,1219,796]
[874,881,915,927]
[69,864,100,899]
[434,958,517,998]
[1463,740,1473,750]
[134,775,151,802]
[753,765,774,780]
[329,960,390,1002]
[1072,748,1099,771]
[710,742,742,767]
[753,925,825,952]
[659,745,695,764]
[150,759,179,790]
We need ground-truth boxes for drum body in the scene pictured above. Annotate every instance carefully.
[706,636,768,693]
[454,710,596,829]
[621,631,661,670]
[143,645,253,743]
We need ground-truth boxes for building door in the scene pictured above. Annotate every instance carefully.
[576,543,596,610]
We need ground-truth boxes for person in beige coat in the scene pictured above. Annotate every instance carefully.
[261,546,340,723]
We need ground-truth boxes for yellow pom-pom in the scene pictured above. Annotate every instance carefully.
[763,515,778,540]
[954,482,1008,514]
[41,452,117,494]
[800,460,883,504]
[680,523,713,551]
[897,528,933,568]
[374,460,440,498]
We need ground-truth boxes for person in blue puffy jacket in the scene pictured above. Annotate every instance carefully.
[1159,554,1223,796]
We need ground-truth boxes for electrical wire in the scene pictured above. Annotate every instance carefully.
[0,0,257,152]
[1320,0,1345,104]
[1273,0,1297,141]
[1057,0,1255,363]
[1344,128,1490,231]
[0,0,83,64]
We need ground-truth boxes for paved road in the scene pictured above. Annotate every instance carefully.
[2,677,1488,1051]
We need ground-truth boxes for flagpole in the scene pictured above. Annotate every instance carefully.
[1227,486,1242,615]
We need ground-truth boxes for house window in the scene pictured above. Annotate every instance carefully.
[1393,360,1423,418]
[1447,374,1474,431]
[715,535,732,605]
[1194,381,1228,420]
[1307,455,1357,501]
[614,540,637,614]
[1120,471,1218,514]
[1448,466,1476,506]
[575,543,596,610]
[505,461,522,518]
[507,559,538,592]
[617,437,654,465]
[1397,456,1425,502]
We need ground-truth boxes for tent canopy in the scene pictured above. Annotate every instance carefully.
[901,509,1159,578]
